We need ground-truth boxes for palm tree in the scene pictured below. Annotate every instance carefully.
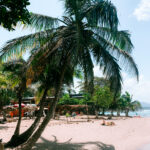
[5,49,76,148]
[1,60,47,148]
[1,0,138,92]
[20,48,76,150]
[3,60,27,136]
[121,92,141,117]
[0,64,17,121]
[0,0,139,149]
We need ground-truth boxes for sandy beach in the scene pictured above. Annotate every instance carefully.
[0,116,150,150]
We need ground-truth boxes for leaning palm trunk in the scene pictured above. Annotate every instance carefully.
[14,92,22,136]
[20,62,67,150]
[4,87,48,148]
[8,82,26,146]
[21,94,59,150]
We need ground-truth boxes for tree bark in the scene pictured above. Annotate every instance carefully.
[102,108,105,115]
[2,111,6,122]
[95,110,99,119]
[21,61,67,150]
[111,110,114,116]
[4,87,48,148]
[6,82,26,147]
[125,109,129,117]
[21,96,58,150]
[95,105,99,119]
[14,91,22,136]
[117,109,120,116]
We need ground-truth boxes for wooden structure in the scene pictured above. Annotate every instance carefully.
[22,97,36,104]
[56,105,90,115]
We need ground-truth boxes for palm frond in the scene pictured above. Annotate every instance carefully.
[91,37,122,93]
[94,33,139,80]
[64,0,88,16]
[78,49,94,94]
[84,0,119,29]
[131,100,142,111]
[0,29,55,62]
[92,27,133,53]
[22,13,59,31]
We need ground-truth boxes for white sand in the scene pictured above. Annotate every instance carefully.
[0,116,150,150]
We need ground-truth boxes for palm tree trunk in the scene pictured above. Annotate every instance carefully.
[21,96,58,150]
[4,87,48,148]
[95,105,99,119]
[125,109,129,117]
[95,110,99,119]
[14,93,22,136]
[117,109,120,116]
[111,110,114,116]
[102,108,105,115]
[2,111,6,122]
[12,79,26,137]
[21,63,67,150]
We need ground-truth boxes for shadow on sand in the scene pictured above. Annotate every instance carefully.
[0,126,8,130]
[33,136,115,150]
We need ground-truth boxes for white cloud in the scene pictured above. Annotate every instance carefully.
[133,0,150,21]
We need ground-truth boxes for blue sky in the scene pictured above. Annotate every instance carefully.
[0,0,150,103]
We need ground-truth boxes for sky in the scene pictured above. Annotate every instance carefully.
[0,0,150,103]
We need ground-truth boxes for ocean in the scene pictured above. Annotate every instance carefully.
[129,107,150,117]
[104,107,150,117]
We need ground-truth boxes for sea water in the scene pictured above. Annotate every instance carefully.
[104,108,150,117]
[129,108,150,117]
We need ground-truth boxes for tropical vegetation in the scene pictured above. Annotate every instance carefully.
[0,0,30,30]
[0,0,139,149]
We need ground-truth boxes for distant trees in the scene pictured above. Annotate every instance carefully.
[0,0,30,30]
[60,77,142,118]
[119,92,142,117]
[59,94,80,105]
[92,86,113,117]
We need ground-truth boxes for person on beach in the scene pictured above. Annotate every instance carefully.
[101,120,115,126]
[72,112,76,119]
[10,111,13,118]
[66,112,70,122]
[101,120,106,126]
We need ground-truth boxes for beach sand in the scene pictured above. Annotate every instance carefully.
[0,116,150,150]
[138,144,150,150]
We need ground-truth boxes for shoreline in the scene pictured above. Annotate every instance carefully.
[0,116,150,150]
